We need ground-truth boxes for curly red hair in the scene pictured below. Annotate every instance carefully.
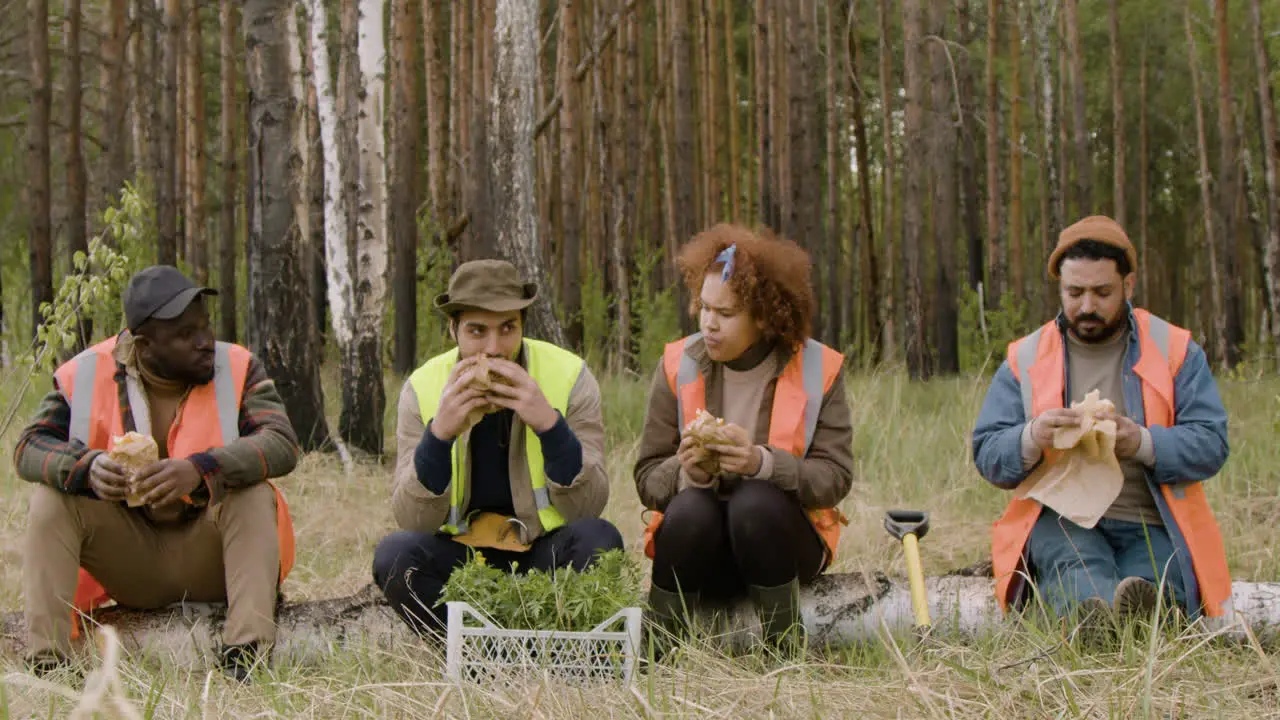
[677,224,814,350]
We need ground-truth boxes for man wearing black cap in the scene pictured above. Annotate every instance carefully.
[372,259,622,635]
[15,265,301,680]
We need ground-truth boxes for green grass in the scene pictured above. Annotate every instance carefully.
[2,369,1280,717]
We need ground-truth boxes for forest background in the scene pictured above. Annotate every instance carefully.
[6,0,1280,457]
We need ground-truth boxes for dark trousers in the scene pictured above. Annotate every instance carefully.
[372,517,624,634]
[650,479,826,600]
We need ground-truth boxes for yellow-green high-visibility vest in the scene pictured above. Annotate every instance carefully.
[408,339,583,535]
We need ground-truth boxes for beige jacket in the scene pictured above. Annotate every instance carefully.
[633,337,855,511]
[391,355,609,537]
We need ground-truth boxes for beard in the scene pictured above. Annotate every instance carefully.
[1068,311,1126,343]
[149,354,216,386]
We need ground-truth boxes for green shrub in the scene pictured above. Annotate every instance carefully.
[631,253,680,372]
[439,549,643,632]
[958,287,1032,375]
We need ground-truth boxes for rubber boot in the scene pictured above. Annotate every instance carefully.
[646,585,697,661]
[749,578,804,653]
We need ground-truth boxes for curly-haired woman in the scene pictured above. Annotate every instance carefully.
[634,224,854,649]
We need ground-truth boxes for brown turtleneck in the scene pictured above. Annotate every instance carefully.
[136,353,190,460]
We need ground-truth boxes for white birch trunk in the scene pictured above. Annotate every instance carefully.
[307,0,353,348]
[354,0,388,334]
[7,577,1279,664]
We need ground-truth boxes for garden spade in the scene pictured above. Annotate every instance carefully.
[883,510,931,628]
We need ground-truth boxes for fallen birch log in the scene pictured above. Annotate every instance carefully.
[3,574,1278,665]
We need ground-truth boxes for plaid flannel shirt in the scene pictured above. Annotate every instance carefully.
[13,344,300,506]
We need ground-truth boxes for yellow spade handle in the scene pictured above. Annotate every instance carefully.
[902,533,931,627]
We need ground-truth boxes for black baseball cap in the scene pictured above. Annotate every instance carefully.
[123,265,218,331]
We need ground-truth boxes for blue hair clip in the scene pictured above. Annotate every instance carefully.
[716,244,737,281]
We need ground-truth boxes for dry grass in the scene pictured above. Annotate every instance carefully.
[1,369,1280,718]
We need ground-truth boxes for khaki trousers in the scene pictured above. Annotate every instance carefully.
[23,482,281,655]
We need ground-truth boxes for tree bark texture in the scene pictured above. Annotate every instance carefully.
[902,0,930,379]
[1213,0,1244,368]
[66,0,90,346]
[243,0,331,452]
[928,0,958,374]
[219,0,239,343]
[158,0,180,264]
[27,0,52,342]
[1251,0,1280,363]
[1063,0,1090,218]
[490,0,566,346]
[390,0,419,376]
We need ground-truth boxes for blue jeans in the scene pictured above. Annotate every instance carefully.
[1027,508,1185,616]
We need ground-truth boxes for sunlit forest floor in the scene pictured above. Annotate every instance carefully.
[2,370,1280,717]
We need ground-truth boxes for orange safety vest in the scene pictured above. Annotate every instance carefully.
[642,334,850,565]
[991,309,1231,617]
[53,336,296,623]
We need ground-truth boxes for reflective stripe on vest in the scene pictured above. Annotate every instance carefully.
[408,339,584,536]
[645,336,848,562]
[992,309,1231,617]
[64,341,244,448]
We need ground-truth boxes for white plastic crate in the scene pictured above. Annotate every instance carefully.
[445,601,643,684]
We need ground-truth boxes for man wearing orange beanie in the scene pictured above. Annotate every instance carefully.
[972,215,1231,634]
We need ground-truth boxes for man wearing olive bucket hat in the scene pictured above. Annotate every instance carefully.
[372,259,622,635]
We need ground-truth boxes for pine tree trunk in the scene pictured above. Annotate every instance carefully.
[824,0,842,348]
[423,0,448,225]
[849,0,879,361]
[929,0,958,374]
[878,0,896,363]
[722,0,739,221]
[390,0,419,375]
[158,0,180,264]
[670,0,697,331]
[786,0,821,334]
[958,0,983,293]
[705,0,723,224]
[754,0,776,228]
[490,0,564,345]
[558,0,583,351]
[449,3,469,247]
[902,0,929,379]
[1008,0,1024,302]
[244,0,331,451]
[27,0,52,341]
[985,0,1003,300]
[1251,0,1280,363]
[186,2,208,284]
[219,0,238,343]
[66,0,90,346]
[611,8,637,369]
[1064,0,1089,217]
[464,1,495,260]
[771,0,790,237]
[103,0,129,204]
[1139,42,1151,308]
[1036,0,1060,315]
[144,0,164,226]
[1214,0,1244,367]
[1109,0,1124,226]
[1186,2,1225,366]
[129,0,152,184]
[176,3,188,258]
